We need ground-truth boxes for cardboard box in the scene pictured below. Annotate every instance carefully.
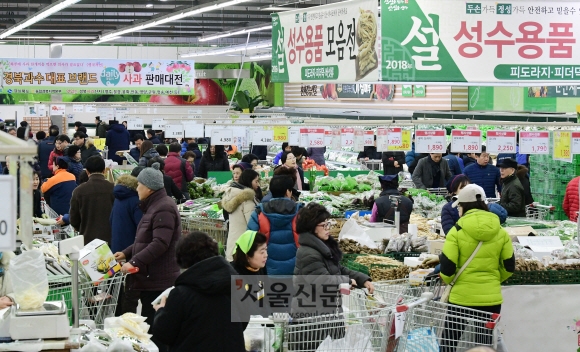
[428,240,445,255]
[79,239,119,282]
[409,268,434,286]
[503,226,536,242]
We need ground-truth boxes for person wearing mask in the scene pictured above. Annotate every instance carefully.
[516,164,534,206]
[306,146,326,166]
[497,158,526,217]
[110,174,143,253]
[69,156,114,245]
[443,145,464,176]
[358,136,382,161]
[463,146,502,198]
[197,144,230,179]
[147,129,162,144]
[223,169,261,261]
[95,116,108,138]
[411,153,452,190]
[273,143,292,165]
[41,157,76,217]
[151,232,245,352]
[156,144,168,159]
[280,151,303,190]
[439,184,514,351]
[247,175,303,275]
[187,143,203,175]
[382,151,405,176]
[33,171,42,218]
[38,125,59,179]
[251,144,268,161]
[463,152,477,168]
[147,157,184,202]
[114,163,182,344]
[405,134,417,167]
[138,140,160,167]
[164,143,194,199]
[370,175,413,233]
[129,134,145,162]
[48,135,70,175]
[105,121,131,164]
[62,145,84,183]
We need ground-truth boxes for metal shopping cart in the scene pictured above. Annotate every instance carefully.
[525,202,555,220]
[361,159,383,171]
[38,200,76,240]
[181,216,228,245]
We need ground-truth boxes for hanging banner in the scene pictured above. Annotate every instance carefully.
[273,126,288,143]
[271,0,380,83]
[381,1,580,83]
[486,130,517,154]
[519,131,550,154]
[152,119,165,130]
[553,130,572,162]
[0,58,195,95]
[572,132,580,155]
[127,118,144,130]
[341,128,355,147]
[415,129,446,153]
[212,129,233,146]
[387,130,412,151]
[288,127,301,145]
[451,129,482,153]
[165,124,184,139]
[253,130,275,145]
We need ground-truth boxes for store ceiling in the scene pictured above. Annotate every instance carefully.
[0,0,333,46]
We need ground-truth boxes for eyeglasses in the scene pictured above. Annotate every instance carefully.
[317,222,331,230]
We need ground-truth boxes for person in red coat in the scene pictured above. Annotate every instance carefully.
[164,143,194,199]
[563,176,580,221]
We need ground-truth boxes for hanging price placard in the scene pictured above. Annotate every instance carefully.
[415,130,446,153]
[341,128,355,147]
[307,128,325,147]
[519,131,550,154]
[354,129,365,151]
[324,130,333,146]
[553,131,572,162]
[165,124,184,139]
[152,119,165,131]
[253,129,274,145]
[451,129,482,153]
[363,130,375,146]
[387,130,412,151]
[299,128,309,147]
[331,129,341,150]
[273,126,288,143]
[183,123,203,138]
[288,127,300,145]
[212,129,233,145]
[572,132,580,155]
[377,128,388,152]
[486,130,516,154]
[127,118,144,130]
[386,128,403,147]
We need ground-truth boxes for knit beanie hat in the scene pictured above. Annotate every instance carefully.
[137,163,164,191]
[131,166,145,177]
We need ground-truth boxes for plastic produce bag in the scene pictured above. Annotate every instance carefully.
[9,250,48,310]
[80,340,107,352]
[338,217,379,249]
[108,339,135,352]
[316,324,373,352]
[404,327,439,352]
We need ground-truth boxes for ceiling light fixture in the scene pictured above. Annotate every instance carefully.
[199,24,272,42]
[181,40,271,58]
[10,36,51,39]
[259,0,313,11]
[146,4,154,7]
[260,6,292,11]
[95,0,252,44]
[0,0,81,39]
[53,36,97,40]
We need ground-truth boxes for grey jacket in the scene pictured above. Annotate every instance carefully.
[411,156,452,189]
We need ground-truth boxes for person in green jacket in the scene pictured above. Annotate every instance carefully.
[439,184,515,352]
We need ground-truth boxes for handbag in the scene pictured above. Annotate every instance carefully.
[440,240,483,303]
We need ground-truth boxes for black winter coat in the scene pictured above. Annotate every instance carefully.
[357,146,382,160]
[197,154,230,178]
[382,151,405,175]
[499,174,526,217]
[152,256,245,352]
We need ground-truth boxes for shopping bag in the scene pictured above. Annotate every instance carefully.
[404,327,439,352]
[316,324,373,352]
[338,217,378,249]
[9,250,49,310]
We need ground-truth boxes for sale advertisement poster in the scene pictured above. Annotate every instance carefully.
[382,1,580,83]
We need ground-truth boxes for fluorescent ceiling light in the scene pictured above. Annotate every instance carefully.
[93,36,120,44]
[53,36,97,40]
[261,6,292,11]
[10,36,51,39]
[199,24,272,42]
[96,0,251,44]
[0,0,81,39]
[146,4,153,7]
[248,53,272,60]
[181,40,271,58]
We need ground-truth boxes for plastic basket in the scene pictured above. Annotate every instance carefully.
[547,270,580,284]
[47,278,75,324]
[343,260,371,275]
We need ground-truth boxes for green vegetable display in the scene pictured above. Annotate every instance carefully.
[187,182,215,199]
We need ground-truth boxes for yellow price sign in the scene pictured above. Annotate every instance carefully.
[93,138,106,150]
[553,131,572,161]
[388,130,412,151]
[273,126,288,143]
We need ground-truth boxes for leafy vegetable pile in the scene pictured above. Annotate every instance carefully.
[187,179,217,199]
[405,188,447,203]
[314,172,380,193]
[540,220,578,241]
[405,189,448,219]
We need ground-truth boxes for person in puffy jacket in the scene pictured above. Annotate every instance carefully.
[222,169,260,261]
[164,143,194,199]
[106,121,131,164]
[370,175,413,233]
[41,157,76,216]
[405,138,417,166]
[564,176,580,221]
[197,144,230,179]
[497,158,526,217]
[110,174,143,253]
[129,134,145,162]
[38,125,59,178]
[439,184,515,351]
[382,151,405,175]
[138,140,159,167]
[48,134,70,175]
[463,146,501,198]
[147,129,162,144]
[273,143,292,165]
[61,145,84,184]
[95,116,108,138]
[306,146,326,166]
[516,164,533,205]
[186,143,203,175]
[411,153,452,189]
[247,175,303,275]
[441,174,471,235]
[444,145,464,176]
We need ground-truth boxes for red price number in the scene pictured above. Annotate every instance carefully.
[464,144,479,151]
[428,144,443,151]
[344,139,353,146]
[389,139,401,145]
[309,139,323,146]
[532,145,547,153]
[497,144,514,152]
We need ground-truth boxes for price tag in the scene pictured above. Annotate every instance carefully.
[127,118,144,130]
[165,124,184,139]
[553,131,572,162]
[486,130,516,154]
[299,128,309,147]
[183,123,203,138]
[415,130,446,153]
[331,129,341,150]
[306,128,325,148]
[388,130,412,151]
[253,130,274,145]
[393,310,406,339]
[387,128,402,147]
[0,176,16,251]
[451,129,482,153]
[152,119,166,130]
[341,128,355,147]
[572,132,580,155]
[273,126,288,143]
[354,129,365,151]
[324,130,333,146]
[377,128,388,152]
[363,130,375,146]
[211,129,234,145]
[519,131,550,154]
[288,127,301,145]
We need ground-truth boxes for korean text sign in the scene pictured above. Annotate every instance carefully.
[271,0,380,83]
[0,59,195,95]
[381,1,580,83]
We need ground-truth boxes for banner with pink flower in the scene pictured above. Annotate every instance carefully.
[0,59,195,95]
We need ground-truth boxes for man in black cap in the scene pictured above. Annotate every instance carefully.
[370,174,413,233]
[497,158,526,217]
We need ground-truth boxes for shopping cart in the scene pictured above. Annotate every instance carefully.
[181,216,228,245]
[525,202,555,220]
[361,160,383,171]
[47,274,126,329]
[38,200,76,240]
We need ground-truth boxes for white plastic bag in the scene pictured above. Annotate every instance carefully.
[108,339,134,352]
[316,324,373,352]
[338,217,378,249]
[9,250,48,310]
